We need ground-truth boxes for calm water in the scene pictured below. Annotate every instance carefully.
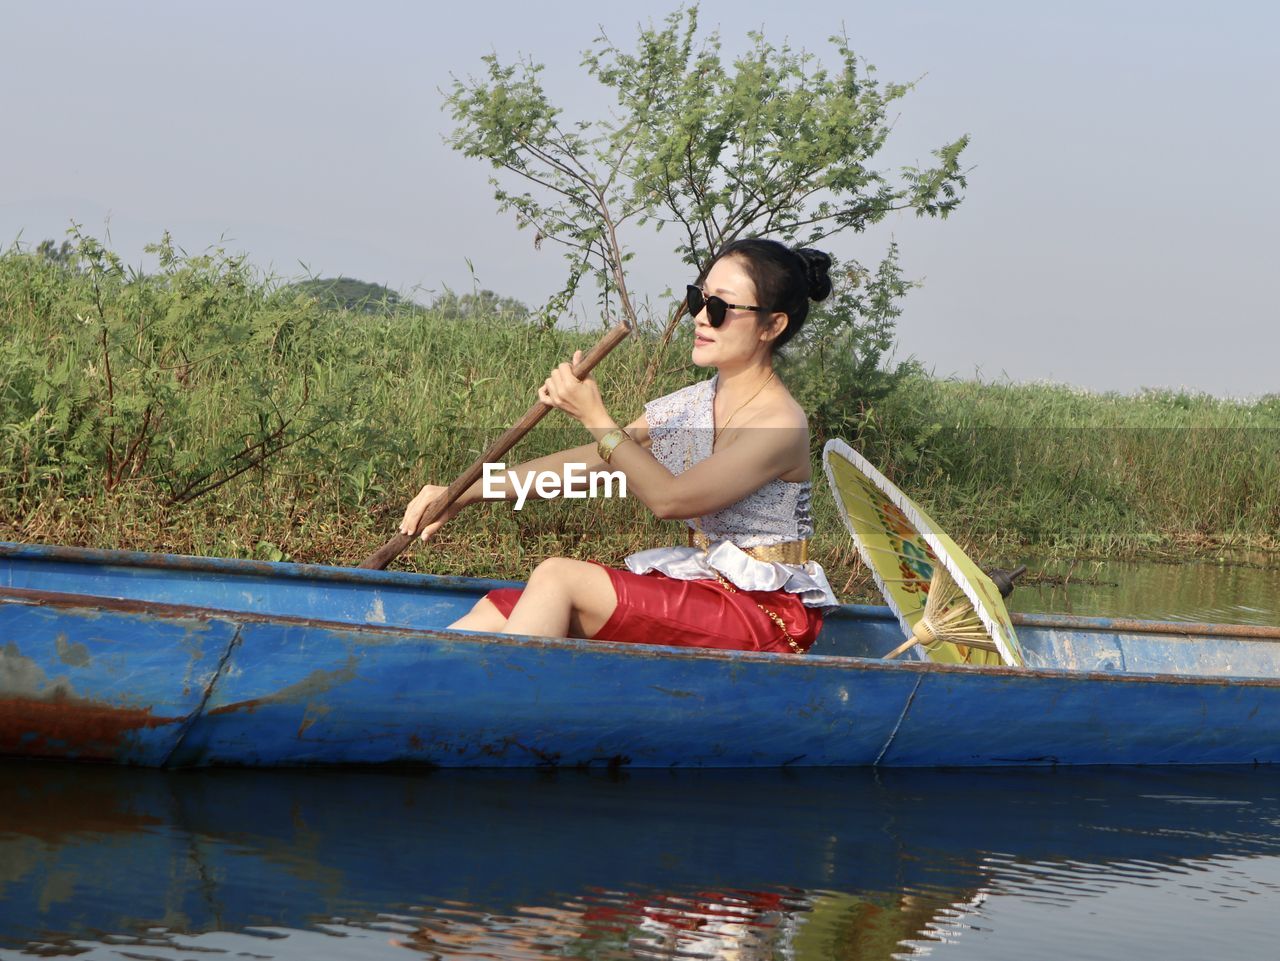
[2,558,1279,960]
[1009,552,1280,627]
[1,764,1279,961]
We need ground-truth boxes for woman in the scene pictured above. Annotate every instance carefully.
[400,238,839,653]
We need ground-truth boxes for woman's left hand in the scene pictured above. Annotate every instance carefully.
[538,350,608,426]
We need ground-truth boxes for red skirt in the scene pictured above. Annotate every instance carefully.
[485,563,823,654]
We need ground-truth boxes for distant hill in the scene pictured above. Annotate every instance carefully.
[286,277,420,314]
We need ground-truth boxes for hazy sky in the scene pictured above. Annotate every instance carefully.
[3,1,1276,397]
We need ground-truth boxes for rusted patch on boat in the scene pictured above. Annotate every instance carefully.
[0,693,184,758]
[475,737,562,766]
[208,659,359,716]
[295,703,332,738]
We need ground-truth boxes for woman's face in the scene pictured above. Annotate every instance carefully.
[689,255,785,369]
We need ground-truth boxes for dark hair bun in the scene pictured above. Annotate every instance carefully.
[795,248,833,302]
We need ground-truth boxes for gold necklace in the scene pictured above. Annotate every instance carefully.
[713,369,776,447]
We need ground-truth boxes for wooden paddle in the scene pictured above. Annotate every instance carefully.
[360,321,633,570]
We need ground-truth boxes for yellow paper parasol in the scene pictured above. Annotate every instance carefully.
[822,439,1023,667]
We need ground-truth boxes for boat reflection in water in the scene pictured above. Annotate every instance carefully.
[1,764,1278,959]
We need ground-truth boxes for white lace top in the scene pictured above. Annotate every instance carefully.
[624,377,840,610]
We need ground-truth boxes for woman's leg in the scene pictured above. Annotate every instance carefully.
[449,596,508,631]
[501,557,619,639]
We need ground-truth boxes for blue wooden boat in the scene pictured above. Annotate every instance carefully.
[2,541,1278,768]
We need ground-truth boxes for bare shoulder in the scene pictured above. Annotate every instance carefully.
[737,381,808,434]
[716,385,810,479]
[758,387,811,481]
[759,388,809,430]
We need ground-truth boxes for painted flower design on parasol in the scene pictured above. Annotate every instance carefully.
[822,439,1023,667]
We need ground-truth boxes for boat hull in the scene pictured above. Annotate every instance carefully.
[3,542,1279,768]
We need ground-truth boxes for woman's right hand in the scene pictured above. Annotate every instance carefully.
[399,484,464,542]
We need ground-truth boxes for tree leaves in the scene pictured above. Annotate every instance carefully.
[445,4,969,395]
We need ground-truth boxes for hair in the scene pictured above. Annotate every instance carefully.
[703,238,833,350]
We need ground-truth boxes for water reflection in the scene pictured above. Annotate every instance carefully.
[1009,553,1280,626]
[1,764,1278,960]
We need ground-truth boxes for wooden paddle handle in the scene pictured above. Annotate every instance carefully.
[359,322,633,570]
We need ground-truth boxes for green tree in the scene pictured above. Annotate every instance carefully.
[783,241,922,445]
[35,238,75,267]
[430,287,531,324]
[287,277,415,315]
[445,3,968,400]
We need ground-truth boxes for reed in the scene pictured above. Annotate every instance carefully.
[3,240,1276,602]
[864,377,1280,559]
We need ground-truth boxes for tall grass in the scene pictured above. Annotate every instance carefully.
[865,378,1280,558]
[0,236,700,577]
[2,238,1276,601]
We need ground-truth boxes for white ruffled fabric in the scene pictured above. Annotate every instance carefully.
[623,377,840,610]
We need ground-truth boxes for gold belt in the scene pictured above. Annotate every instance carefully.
[687,528,810,564]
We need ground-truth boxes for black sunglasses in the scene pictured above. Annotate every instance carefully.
[685,285,773,328]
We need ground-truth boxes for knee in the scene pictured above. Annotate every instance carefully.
[450,596,506,631]
[527,556,583,586]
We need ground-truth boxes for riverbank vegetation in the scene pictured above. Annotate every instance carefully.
[2,239,1277,599]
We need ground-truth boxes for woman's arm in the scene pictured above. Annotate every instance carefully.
[400,414,649,540]
[598,418,806,520]
[466,413,649,504]
[540,352,807,521]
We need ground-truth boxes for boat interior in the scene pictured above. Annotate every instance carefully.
[4,542,1279,680]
